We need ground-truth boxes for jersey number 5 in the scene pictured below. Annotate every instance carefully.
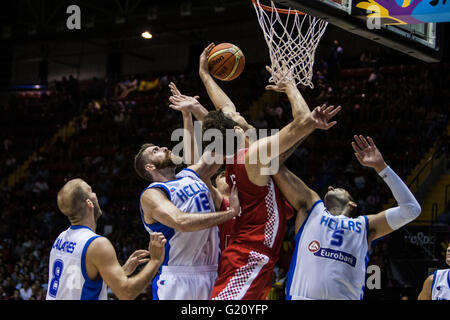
[330,229,344,247]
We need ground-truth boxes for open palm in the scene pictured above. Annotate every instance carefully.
[122,250,150,276]
[169,94,200,112]
[352,135,386,171]
[311,104,341,130]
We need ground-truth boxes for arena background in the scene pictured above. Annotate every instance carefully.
[0,0,449,301]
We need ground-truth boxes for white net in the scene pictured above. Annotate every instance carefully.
[252,0,328,88]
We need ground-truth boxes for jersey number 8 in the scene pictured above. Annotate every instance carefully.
[49,259,64,298]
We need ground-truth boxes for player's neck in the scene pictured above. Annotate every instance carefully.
[328,206,349,217]
[70,215,96,232]
[153,167,177,182]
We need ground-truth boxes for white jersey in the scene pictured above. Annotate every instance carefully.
[139,168,220,299]
[431,269,450,300]
[286,200,370,300]
[46,226,107,300]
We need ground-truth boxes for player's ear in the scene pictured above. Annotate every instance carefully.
[85,199,93,208]
[348,201,357,209]
[145,163,156,172]
[233,125,243,133]
[343,201,357,218]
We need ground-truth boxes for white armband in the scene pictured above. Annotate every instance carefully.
[378,166,421,230]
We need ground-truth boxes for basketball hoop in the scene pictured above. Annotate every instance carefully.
[252,0,328,88]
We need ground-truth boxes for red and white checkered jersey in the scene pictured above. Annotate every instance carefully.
[224,148,294,259]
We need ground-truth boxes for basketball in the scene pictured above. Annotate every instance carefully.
[2,0,449,305]
[207,43,246,81]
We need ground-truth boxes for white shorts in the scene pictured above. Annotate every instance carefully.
[152,265,218,300]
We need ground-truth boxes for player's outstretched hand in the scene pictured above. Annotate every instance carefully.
[199,43,215,77]
[265,65,296,93]
[228,181,241,218]
[122,249,150,276]
[168,82,182,96]
[351,135,387,173]
[148,232,166,265]
[169,94,200,113]
[311,104,341,130]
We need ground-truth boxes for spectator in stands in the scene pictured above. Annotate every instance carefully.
[400,293,410,300]
[31,281,44,300]
[354,173,366,190]
[32,177,49,197]
[368,66,383,85]
[5,153,16,168]
[360,50,372,67]
[10,289,22,300]
[19,280,32,300]
[2,277,15,297]
[327,40,344,83]
[3,137,12,152]
[366,189,381,211]
[0,286,6,300]
[114,75,138,100]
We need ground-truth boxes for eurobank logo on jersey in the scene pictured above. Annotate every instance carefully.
[308,240,357,267]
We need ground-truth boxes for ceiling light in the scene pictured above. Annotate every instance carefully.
[141,31,153,39]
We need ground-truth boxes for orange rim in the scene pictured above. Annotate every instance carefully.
[251,0,305,15]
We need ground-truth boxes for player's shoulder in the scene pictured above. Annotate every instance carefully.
[423,272,435,289]
[176,167,200,180]
[302,200,327,223]
[86,236,114,257]
[309,200,326,214]
[141,186,170,201]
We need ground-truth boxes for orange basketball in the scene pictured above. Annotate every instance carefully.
[207,43,245,81]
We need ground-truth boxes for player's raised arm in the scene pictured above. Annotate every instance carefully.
[198,44,254,132]
[169,82,209,122]
[273,165,321,233]
[265,65,311,120]
[351,135,421,242]
[182,111,198,166]
[199,43,237,114]
[168,82,230,188]
[86,233,166,300]
[168,83,199,166]
[141,186,239,232]
[245,100,340,185]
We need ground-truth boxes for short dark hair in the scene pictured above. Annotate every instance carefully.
[211,166,226,188]
[202,110,239,155]
[134,143,154,182]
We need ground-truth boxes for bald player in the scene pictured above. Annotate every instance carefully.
[46,178,166,300]
[273,135,421,299]
[418,244,450,300]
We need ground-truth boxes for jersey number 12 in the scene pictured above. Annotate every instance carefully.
[194,193,211,212]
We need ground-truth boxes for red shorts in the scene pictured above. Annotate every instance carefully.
[211,244,275,300]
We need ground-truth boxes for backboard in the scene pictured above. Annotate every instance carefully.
[273,0,444,62]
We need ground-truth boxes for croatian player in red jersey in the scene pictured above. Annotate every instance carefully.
[199,43,341,299]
